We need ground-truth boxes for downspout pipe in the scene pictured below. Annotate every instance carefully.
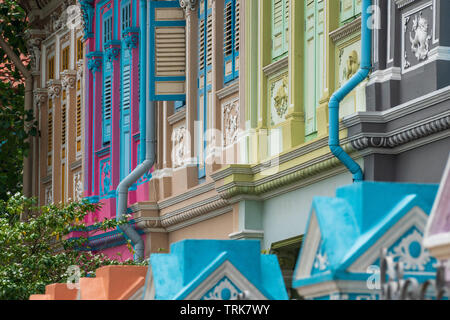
[116,0,152,261]
[328,0,372,182]
[139,0,147,164]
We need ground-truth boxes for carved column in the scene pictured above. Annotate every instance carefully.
[47,80,62,203]
[61,70,77,201]
[34,88,48,205]
[172,0,198,193]
[25,29,47,201]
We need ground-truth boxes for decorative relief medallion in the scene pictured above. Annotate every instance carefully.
[338,41,361,88]
[202,278,240,300]
[73,171,83,202]
[409,12,432,62]
[402,4,434,72]
[172,125,187,168]
[344,50,360,80]
[269,74,289,126]
[222,99,240,147]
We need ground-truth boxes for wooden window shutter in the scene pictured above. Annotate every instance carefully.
[272,0,289,60]
[149,1,186,101]
[224,0,240,83]
[199,17,206,71]
[62,103,66,144]
[122,65,131,111]
[103,76,112,143]
[76,95,82,138]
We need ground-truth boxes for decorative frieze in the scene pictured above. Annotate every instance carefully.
[350,114,450,150]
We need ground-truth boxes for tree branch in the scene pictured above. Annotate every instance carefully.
[0,33,31,80]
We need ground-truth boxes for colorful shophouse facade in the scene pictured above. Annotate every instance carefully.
[19,0,85,207]
[21,0,450,300]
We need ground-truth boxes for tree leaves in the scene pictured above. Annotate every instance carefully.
[0,194,148,300]
[0,1,36,201]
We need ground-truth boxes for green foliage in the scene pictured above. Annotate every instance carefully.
[0,1,37,201]
[0,194,147,300]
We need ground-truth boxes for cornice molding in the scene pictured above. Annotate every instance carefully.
[394,0,418,9]
[329,16,362,43]
[262,56,289,77]
[167,106,186,125]
[342,85,450,127]
[350,113,450,150]
[216,81,240,100]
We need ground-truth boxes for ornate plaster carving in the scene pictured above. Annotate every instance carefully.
[270,75,289,124]
[351,115,450,150]
[24,30,46,72]
[122,28,139,52]
[79,0,94,38]
[61,70,77,90]
[47,79,62,99]
[344,50,360,80]
[172,126,187,168]
[104,45,121,62]
[222,99,240,147]
[202,278,240,300]
[73,171,83,202]
[45,186,53,205]
[77,60,84,79]
[34,88,48,109]
[179,0,198,13]
[409,12,432,62]
[87,52,103,73]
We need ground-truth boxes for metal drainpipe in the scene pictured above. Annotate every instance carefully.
[328,0,372,182]
[116,0,153,261]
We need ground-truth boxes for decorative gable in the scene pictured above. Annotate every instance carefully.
[424,156,450,261]
[347,206,435,273]
[184,260,266,300]
[293,211,323,280]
